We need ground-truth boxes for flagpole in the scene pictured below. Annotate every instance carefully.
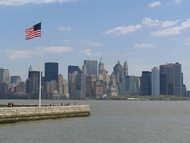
[39,21,42,107]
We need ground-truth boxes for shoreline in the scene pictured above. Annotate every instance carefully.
[0,105,90,124]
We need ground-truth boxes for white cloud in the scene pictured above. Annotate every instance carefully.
[81,49,101,56]
[142,17,160,27]
[134,43,156,48]
[142,17,180,28]
[161,20,181,28]
[2,49,37,60]
[151,19,190,36]
[44,46,73,53]
[0,0,78,6]
[59,26,73,31]
[173,0,182,4]
[1,46,72,60]
[167,0,182,5]
[148,1,161,8]
[105,25,142,35]
[80,40,103,47]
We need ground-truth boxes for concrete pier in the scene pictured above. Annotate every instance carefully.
[0,105,90,124]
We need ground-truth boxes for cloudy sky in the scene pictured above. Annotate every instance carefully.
[1,0,190,89]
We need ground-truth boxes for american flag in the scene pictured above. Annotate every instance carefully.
[25,22,41,40]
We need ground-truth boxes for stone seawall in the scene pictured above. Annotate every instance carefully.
[0,105,90,124]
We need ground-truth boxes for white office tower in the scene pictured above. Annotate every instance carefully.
[151,67,160,95]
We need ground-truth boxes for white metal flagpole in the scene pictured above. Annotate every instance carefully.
[39,21,42,107]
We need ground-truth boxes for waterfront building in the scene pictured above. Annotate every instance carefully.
[125,76,140,95]
[70,71,86,99]
[160,62,186,96]
[0,68,10,96]
[151,67,160,96]
[107,72,118,96]
[94,81,104,98]
[86,74,96,98]
[141,71,151,96]
[45,62,58,82]
[0,68,10,84]
[84,60,98,77]
[43,80,57,99]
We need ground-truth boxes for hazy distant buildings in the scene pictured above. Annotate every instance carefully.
[11,76,21,85]
[0,59,189,98]
[151,67,160,96]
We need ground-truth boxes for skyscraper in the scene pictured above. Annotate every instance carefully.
[84,60,98,77]
[0,68,10,96]
[160,62,185,96]
[0,68,10,84]
[98,58,107,81]
[45,62,58,82]
[141,71,151,96]
[113,61,125,95]
[123,61,128,76]
[68,65,80,93]
[151,67,160,96]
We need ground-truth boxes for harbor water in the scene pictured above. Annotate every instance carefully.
[0,100,190,143]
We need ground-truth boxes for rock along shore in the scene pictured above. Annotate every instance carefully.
[0,105,90,124]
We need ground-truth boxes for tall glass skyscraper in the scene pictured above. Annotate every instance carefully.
[45,62,58,82]
[141,71,151,96]
[160,62,185,96]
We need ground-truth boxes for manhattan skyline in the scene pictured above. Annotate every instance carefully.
[0,0,190,89]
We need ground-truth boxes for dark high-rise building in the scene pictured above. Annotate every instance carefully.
[160,62,185,96]
[141,71,151,96]
[160,74,166,95]
[45,62,58,82]
[68,65,80,74]
[84,60,98,76]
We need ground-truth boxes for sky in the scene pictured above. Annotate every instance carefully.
[1,0,190,89]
